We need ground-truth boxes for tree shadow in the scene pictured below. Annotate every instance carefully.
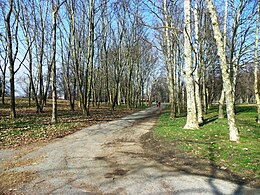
[235,105,256,115]
[200,115,218,126]
[141,131,260,193]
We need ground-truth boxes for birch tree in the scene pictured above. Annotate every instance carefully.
[51,0,65,123]
[194,0,203,124]
[206,0,239,142]
[183,0,199,129]
[218,0,228,119]
[85,0,95,115]
[163,0,176,118]
[254,1,260,123]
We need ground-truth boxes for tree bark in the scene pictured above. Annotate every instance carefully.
[254,2,260,123]
[4,0,16,118]
[194,0,203,124]
[218,0,228,119]
[218,90,225,118]
[51,1,59,123]
[163,0,176,119]
[85,0,95,116]
[206,0,239,142]
[183,0,199,129]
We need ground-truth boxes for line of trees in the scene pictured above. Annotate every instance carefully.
[147,0,259,142]
[0,0,259,142]
[0,0,157,120]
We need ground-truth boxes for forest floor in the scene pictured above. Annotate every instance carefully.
[0,103,260,194]
[0,98,141,149]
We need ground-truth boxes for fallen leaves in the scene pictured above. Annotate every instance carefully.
[0,171,37,194]
[0,99,139,149]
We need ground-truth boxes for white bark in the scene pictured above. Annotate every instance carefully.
[254,2,260,123]
[194,0,203,124]
[163,0,175,118]
[218,0,228,119]
[183,0,199,129]
[51,2,58,123]
[206,0,239,142]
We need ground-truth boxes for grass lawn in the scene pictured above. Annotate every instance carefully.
[153,105,260,187]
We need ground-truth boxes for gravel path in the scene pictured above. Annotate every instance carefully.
[0,106,259,194]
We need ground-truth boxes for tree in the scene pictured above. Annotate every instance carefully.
[193,0,203,124]
[1,0,32,117]
[254,1,260,123]
[218,0,228,119]
[2,0,19,118]
[0,37,8,105]
[33,0,50,112]
[206,0,239,142]
[51,0,65,123]
[85,0,95,115]
[20,1,41,112]
[163,0,176,118]
[183,0,199,129]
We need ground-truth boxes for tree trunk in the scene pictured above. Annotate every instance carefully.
[5,0,16,118]
[218,90,225,118]
[218,0,229,119]
[183,0,199,129]
[254,2,260,123]
[177,45,182,114]
[163,0,176,119]
[38,18,45,112]
[194,0,203,124]
[1,73,6,105]
[206,0,239,142]
[51,2,59,123]
[86,0,95,116]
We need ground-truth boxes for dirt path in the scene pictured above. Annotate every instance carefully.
[0,106,259,194]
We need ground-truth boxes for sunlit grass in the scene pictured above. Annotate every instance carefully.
[154,105,260,183]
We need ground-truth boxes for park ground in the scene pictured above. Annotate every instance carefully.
[0,99,259,193]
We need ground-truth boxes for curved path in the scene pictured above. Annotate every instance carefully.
[0,106,259,194]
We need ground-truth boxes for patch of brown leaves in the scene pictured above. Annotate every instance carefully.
[0,99,140,149]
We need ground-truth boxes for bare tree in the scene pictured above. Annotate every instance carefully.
[193,0,203,124]
[163,0,176,118]
[254,1,260,123]
[183,0,199,129]
[2,0,21,118]
[206,0,239,142]
[51,0,65,123]
[218,0,228,119]
[0,37,8,105]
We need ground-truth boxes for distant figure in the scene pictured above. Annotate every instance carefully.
[158,101,161,108]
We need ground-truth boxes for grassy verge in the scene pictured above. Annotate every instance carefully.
[153,105,260,187]
[0,98,144,148]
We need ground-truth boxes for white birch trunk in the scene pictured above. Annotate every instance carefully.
[51,3,58,123]
[194,0,203,124]
[254,3,260,123]
[183,0,199,129]
[218,0,228,119]
[206,0,239,142]
[163,0,175,118]
[218,90,225,118]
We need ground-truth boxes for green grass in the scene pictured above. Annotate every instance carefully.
[154,105,260,184]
